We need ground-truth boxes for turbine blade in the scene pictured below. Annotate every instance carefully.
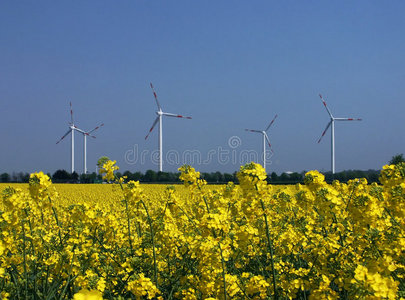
[150,82,162,110]
[265,114,278,131]
[317,121,332,143]
[319,94,333,118]
[335,118,362,121]
[83,132,97,138]
[264,133,272,148]
[70,102,74,124]
[145,117,159,140]
[73,126,86,134]
[245,129,261,133]
[87,123,104,134]
[163,112,192,119]
[56,129,71,144]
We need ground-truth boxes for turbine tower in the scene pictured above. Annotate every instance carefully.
[56,102,103,174]
[74,124,104,174]
[145,83,192,172]
[245,114,278,173]
[56,102,76,173]
[317,94,362,174]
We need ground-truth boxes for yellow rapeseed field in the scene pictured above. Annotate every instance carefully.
[0,161,404,299]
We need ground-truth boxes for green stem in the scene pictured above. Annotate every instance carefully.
[345,182,359,211]
[200,187,227,300]
[260,199,278,300]
[60,245,77,300]
[48,197,63,245]
[140,200,158,289]
[175,204,200,233]
[125,198,134,255]
[384,207,401,227]
[218,243,227,300]
[117,180,134,255]
[21,220,28,300]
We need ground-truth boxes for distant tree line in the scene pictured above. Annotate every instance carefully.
[0,172,31,183]
[0,168,386,184]
[0,170,101,184]
[1,154,403,184]
[120,171,238,184]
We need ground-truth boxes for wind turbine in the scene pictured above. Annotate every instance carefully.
[56,102,103,174]
[317,94,362,174]
[56,102,76,173]
[74,123,104,174]
[245,114,278,172]
[145,83,192,172]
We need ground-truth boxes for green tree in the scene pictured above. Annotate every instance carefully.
[157,171,170,182]
[389,154,405,165]
[0,173,10,183]
[279,173,289,182]
[270,172,278,182]
[223,173,234,183]
[134,171,142,181]
[289,172,302,182]
[71,171,79,182]
[52,170,71,183]
[213,171,223,183]
[143,170,157,182]
[97,156,110,169]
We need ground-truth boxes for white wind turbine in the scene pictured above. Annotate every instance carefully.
[74,123,104,174]
[145,83,192,172]
[317,94,362,174]
[245,114,278,172]
[56,102,104,174]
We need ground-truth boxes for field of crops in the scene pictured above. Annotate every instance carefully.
[0,161,404,299]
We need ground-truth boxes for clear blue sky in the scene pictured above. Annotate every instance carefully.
[1,1,404,174]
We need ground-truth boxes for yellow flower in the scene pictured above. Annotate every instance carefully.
[0,292,10,300]
[304,170,325,186]
[1,162,404,299]
[178,165,201,186]
[28,171,52,200]
[123,180,143,204]
[379,163,405,187]
[238,162,267,181]
[73,289,103,300]
[98,160,119,181]
[237,162,268,193]
[127,273,160,299]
